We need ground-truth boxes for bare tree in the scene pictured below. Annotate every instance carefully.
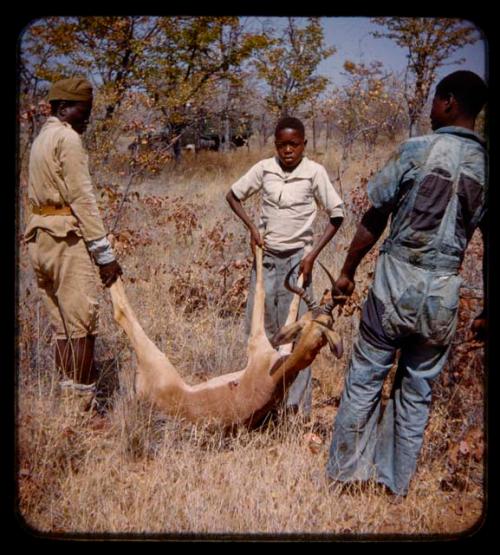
[372,17,480,136]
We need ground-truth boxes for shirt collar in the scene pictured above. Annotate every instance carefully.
[262,156,315,179]
[434,126,486,148]
[44,116,72,130]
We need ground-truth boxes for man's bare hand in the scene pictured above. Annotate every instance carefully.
[299,253,315,287]
[335,274,356,297]
[471,311,487,341]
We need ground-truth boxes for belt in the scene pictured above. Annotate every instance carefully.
[32,204,72,216]
[264,246,304,258]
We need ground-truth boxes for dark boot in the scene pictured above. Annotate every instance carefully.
[55,335,98,385]
[91,358,121,416]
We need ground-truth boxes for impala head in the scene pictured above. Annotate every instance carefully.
[270,262,346,360]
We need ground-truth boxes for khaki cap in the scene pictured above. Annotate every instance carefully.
[47,77,93,102]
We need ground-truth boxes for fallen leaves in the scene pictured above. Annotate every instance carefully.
[304,432,323,454]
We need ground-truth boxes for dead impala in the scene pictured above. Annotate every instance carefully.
[109,246,345,428]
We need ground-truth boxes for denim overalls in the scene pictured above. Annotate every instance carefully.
[327,127,487,495]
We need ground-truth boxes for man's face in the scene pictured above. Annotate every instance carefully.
[60,100,93,134]
[430,93,449,131]
[275,128,306,170]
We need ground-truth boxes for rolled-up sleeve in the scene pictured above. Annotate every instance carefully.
[86,236,116,265]
[231,161,264,201]
[312,165,344,218]
[57,131,108,242]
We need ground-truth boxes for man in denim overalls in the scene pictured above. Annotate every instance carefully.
[326,71,488,498]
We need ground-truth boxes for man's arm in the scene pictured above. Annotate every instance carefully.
[335,142,414,296]
[59,131,122,287]
[226,190,264,254]
[86,236,123,288]
[299,217,343,286]
[336,206,390,296]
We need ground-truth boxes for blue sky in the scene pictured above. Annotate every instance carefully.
[263,17,487,90]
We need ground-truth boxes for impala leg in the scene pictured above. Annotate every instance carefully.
[249,246,266,340]
[108,277,184,395]
[109,278,160,359]
[278,273,304,356]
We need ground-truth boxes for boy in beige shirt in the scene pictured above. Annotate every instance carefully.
[226,116,344,420]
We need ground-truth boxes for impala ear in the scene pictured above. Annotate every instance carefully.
[271,321,305,347]
[324,329,343,359]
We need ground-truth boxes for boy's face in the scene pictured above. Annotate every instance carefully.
[275,128,306,170]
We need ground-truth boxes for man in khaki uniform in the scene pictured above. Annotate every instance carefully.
[24,77,123,404]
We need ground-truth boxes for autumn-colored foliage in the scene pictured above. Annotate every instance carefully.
[326,61,408,157]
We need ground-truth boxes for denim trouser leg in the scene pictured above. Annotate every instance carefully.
[245,249,313,417]
[374,341,450,495]
[327,329,451,494]
[326,330,396,483]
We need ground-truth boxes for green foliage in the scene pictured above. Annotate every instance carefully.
[254,17,335,117]
[147,17,269,119]
[21,17,162,116]
[19,16,271,176]
[19,16,480,167]
[20,17,269,114]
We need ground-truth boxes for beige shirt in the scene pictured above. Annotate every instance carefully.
[231,156,344,252]
[24,117,107,243]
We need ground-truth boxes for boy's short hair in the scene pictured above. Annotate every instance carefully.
[435,70,487,117]
[275,116,305,137]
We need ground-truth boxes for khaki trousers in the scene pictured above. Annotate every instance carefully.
[28,230,100,339]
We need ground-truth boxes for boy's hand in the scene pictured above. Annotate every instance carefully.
[335,273,355,297]
[250,226,264,256]
[299,254,315,287]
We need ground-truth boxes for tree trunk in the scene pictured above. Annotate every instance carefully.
[325,119,332,151]
[312,116,317,152]
[409,119,417,137]
[223,113,231,152]
[259,113,268,148]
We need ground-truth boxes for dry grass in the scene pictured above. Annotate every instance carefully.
[16,139,485,539]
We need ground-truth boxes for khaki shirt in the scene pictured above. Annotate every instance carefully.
[231,156,344,252]
[24,117,107,243]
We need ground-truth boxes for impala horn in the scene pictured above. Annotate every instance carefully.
[283,262,318,310]
[316,262,348,314]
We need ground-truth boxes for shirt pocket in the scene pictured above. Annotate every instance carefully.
[262,176,284,206]
[421,274,461,345]
[280,179,314,209]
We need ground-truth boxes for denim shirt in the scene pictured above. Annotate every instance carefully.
[367,126,487,273]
